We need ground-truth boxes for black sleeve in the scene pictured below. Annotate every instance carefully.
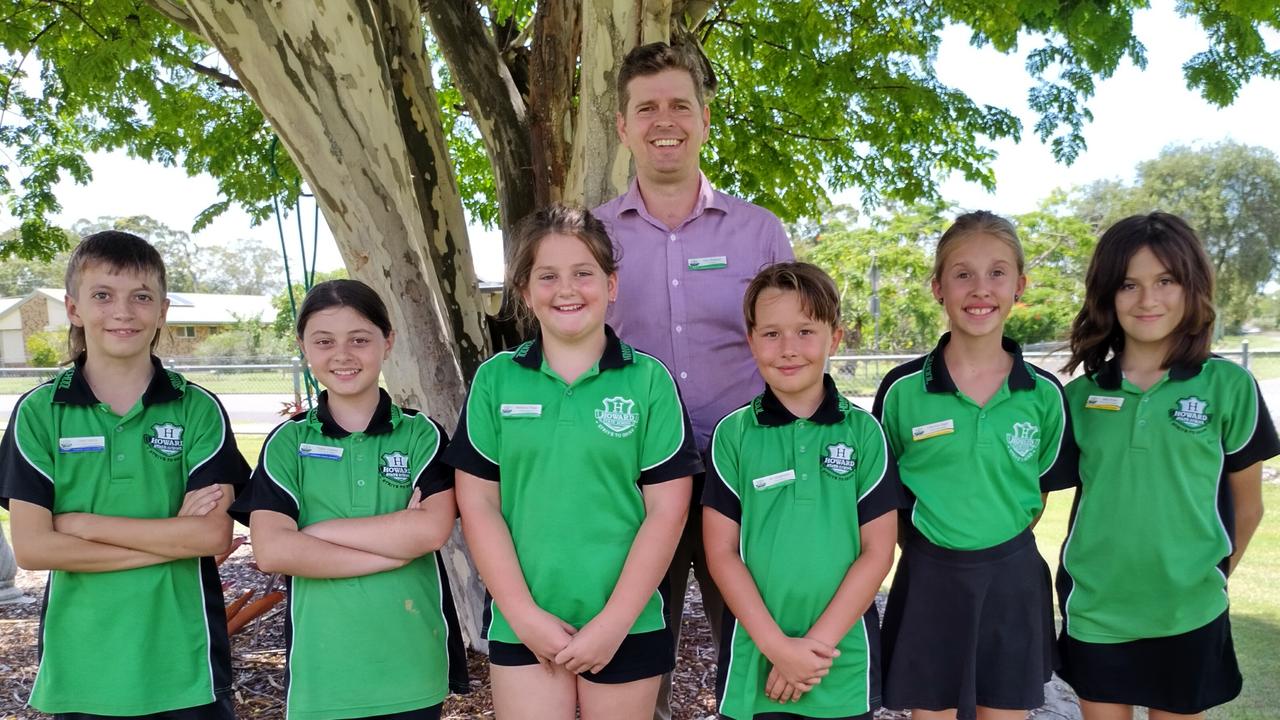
[700,417,742,524]
[440,404,501,481]
[185,384,252,494]
[414,416,455,499]
[856,443,906,524]
[229,423,300,524]
[1035,368,1080,493]
[0,387,55,511]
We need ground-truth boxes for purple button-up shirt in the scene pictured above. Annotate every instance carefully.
[597,176,794,451]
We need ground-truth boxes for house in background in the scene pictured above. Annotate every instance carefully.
[0,289,276,366]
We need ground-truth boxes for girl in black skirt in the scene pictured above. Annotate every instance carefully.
[872,211,1079,720]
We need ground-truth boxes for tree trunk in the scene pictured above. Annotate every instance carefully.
[0,529,25,604]
[168,0,491,649]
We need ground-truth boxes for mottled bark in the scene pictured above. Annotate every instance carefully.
[529,0,580,206]
[165,0,490,648]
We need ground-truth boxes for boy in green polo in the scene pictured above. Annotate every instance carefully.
[0,231,248,719]
[702,262,902,720]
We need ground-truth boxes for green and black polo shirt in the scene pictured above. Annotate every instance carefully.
[0,355,249,716]
[442,326,703,644]
[230,389,467,720]
[702,375,903,719]
[873,333,1077,551]
[1059,356,1280,644]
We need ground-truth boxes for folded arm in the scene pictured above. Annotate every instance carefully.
[9,499,172,572]
[249,509,408,578]
[52,484,236,559]
[300,488,456,560]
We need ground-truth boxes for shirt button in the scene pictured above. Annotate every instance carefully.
[566,389,574,396]
[672,278,679,286]
[979,413,987,419]
[116,426,124,433]
[1139,420,1147,427]
[357,479,366,487]
[356,455,365,462]
[675,325,682,333]
[115,454,125,461]
[669,234,677,242]
[680,372,688,380]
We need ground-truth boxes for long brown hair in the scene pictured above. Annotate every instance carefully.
[1064,212,1215,375]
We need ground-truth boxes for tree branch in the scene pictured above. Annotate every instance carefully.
[42,0,107,40]
[143,0,205,39]
[423,0,534,237]
[188,59,243,90]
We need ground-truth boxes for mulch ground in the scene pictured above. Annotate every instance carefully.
[0,543,736,720]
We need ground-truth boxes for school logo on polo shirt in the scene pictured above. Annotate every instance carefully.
[820,442,857,479]
[595,396,639,438]
[1170,396,1211,431]
[1004,421,1040,462]
[380,451,412,486]
[145,422,184,459]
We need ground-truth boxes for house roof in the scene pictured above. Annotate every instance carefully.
[0,296,22,317]
[21,288,276,326]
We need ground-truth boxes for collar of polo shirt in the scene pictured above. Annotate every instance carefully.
[510,324,633,372]
[309,387,401,437]
[1091,354,1205,390]
[52,353,185,407]
[753,373,847,427]
[614,174,727,227]
[922,332,1036,394]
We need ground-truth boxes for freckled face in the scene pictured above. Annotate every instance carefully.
[932,233,1026,341]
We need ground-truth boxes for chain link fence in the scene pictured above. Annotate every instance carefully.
[829,342,1280,399]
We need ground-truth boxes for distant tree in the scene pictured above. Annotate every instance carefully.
[25,330,65,367]
[1007,192,1098,345]
[73,216,205,292]
[797,204,946,352]
[0,229,71,295]
[270,268,350,341]
[1073,143,1280,332]
[202,238,284,295]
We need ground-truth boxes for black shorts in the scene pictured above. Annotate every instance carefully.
[489,628,674,684]
[1058,610,1241,713]
[53,694,234,720]
[357,704,444,720]
[880,528,1055,720]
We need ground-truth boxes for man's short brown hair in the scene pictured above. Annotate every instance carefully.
[743,262,841,332]
[617,42,709,114]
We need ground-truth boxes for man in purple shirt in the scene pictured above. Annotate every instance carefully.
[596,42,793,719]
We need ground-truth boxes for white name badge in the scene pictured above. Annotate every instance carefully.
[912,419,955,442]
[752,469,796,491]
[501,403,543,418]
[59,436,106,453]
[687,256,728,271]
[1085,395,1125,411]
[299,443,344,460]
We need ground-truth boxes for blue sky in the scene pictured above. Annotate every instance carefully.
[3,3,1278,283]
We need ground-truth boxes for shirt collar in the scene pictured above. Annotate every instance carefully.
[511,325,633,372]
[753,374,847,427]
[1092,355,1205,390]
[309,388,400,437]
[52,354,185,406]
[922,332,1035,394]
[616,174,725,223]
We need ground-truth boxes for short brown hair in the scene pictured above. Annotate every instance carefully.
[932,211,1025,282]
[504,204,619,333]
[64,231,168,358]
[1064,212,1215,375]
[617,42,709,114]
[743,262,841,332]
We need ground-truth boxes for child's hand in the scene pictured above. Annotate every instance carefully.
[764,666,813,704]
[178,485,224,517]
[509,607,577,670]
[763,636,837,700]
[404,488,423,510]
[553,614,629,675]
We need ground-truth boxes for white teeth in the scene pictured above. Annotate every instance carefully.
[965,307,996,316]
[556,304,583,311]
[332,369,359,376]
[652,138,680,147]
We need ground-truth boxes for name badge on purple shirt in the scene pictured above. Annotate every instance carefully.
[687,256,728,271]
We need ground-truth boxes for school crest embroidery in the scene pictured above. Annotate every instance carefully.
[380,451,412,486]
[145,423,184,458]
[595,396,639,438]
[1005,422,1039,462]
[820,443,857,479]
[1170,396,1211,431]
